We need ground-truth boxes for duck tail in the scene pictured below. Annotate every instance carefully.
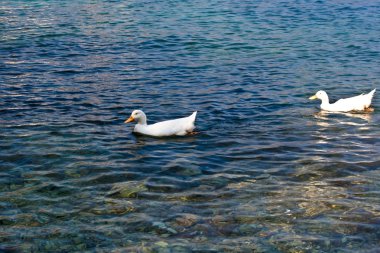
[363,89,376,108]
[189,111,197,122]
[369,88,376,98]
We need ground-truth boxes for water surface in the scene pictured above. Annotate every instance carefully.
[1,0,380,252]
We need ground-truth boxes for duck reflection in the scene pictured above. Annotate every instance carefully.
[314,111,372,125]
[313,110,372,126]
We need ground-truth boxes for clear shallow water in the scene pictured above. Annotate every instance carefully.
[1,0,380,252]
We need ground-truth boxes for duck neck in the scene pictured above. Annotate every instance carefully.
[137,114,147,125]
[320,95,330,107]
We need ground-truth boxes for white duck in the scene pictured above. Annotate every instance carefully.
[309,89,376,112]
[124,110,197,137]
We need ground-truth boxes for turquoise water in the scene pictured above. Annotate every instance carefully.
[1,0,380,252]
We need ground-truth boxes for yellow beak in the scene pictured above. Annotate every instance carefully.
[124,116,135,123]
[309,95,318,100]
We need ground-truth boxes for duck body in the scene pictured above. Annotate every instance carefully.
[309,89,376,112]
[125,110,197,137]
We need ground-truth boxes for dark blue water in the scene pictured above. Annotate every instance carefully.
[1,0,380,252]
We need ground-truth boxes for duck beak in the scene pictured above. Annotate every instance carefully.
[124,116,135,123]
[309,95,318,100]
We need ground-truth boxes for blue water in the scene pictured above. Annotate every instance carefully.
[1,0,380,252]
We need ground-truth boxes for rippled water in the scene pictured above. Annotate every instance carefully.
[1,0,380,252]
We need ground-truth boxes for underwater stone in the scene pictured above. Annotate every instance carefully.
[164,158,202,176]
[255,174,271,180]
[202,177,229,189]
[153,221,178,235]
[154,241,169,247]
[108,181,147,198]
[211,215,230,226]
[169,243,192,253]
[153,241,171,253]
[173,213,200,227]
[0,216,14,225]
[178,167,202,176]
[77,243,87,251]
[234,224,263,235]
[64,169,81,178]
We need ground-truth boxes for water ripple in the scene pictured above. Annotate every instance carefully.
[1,0,380,251]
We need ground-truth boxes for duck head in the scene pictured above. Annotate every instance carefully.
[124,110,147,124]
[309,90,328,102]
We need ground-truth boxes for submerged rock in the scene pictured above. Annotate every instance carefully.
[211,215,231,226]
[169,243,192,253]
[234,224,263,236]
[152,221,178,235]
[155,241,169,247]
[164,158,202,176]
[173,213,200,227]
[153,241,170,253]
[108,181,147,198]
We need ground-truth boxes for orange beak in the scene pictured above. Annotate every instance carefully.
[124,116,135,123]
[309,95,318,100]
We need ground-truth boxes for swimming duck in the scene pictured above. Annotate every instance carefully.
[124,110,197,137]
[309,89,376,112]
